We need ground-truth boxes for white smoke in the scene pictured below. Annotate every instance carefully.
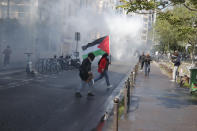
[67,5,144,60]
[1,0,145,67]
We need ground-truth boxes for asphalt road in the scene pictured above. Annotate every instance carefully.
[0,58,137,131]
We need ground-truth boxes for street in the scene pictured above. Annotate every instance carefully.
[0,0,197,131]
[0,59,137,131]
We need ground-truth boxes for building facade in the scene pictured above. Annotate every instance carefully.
[140,10,155,50]
[0,0,38,21]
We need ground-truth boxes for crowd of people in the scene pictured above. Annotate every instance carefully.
[154,51,190,62]
[138,50,182,81]
[1,45,182,97]
[75,50,182,98]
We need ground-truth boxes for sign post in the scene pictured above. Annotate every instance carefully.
[24,53,33,74]
[75,32,80,59]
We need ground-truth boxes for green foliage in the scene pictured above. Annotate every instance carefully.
[154,6,197,52]
[117,0,159,14]
[154,16,179,52]
[183,81,190,88]
[171,0,185,4]
[187,0,197,9]
[117,0,197,54]
[118,98,125,119]
[117,0,197,13]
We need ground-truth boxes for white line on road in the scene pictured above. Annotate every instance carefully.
[0,69,24,76]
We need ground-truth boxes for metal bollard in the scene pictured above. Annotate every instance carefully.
[113,98,119,131]
[127,79,130,106]
[130,71,134,87]
[124,82,128,118]
[136,64,139,71]
[135,66,137,77]
[133,71,136,84]
[175,72,179,83]
[135,65,138,75]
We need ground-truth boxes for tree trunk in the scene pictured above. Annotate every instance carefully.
[192,43,196,66]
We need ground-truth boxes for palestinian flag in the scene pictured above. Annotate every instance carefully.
[82,36,110,59]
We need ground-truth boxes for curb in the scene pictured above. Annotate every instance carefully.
[95,68,134,131]
[86,69,132,131]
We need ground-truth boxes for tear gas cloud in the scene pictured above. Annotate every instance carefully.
[1,0,145,67]
[68,6,144,60]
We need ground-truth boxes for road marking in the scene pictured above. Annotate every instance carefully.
[0,73,64,90]
[0,69,24,76]
[0,78,35,90]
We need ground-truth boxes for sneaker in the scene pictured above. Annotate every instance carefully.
[87,92,95,96]
[75,92,82,97]
[170,80,175,82]
[107,85,113,88]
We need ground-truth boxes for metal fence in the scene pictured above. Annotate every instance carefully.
[112,63,139,131]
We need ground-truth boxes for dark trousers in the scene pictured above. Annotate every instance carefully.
[141,61,144,69]
[145,63,150,76]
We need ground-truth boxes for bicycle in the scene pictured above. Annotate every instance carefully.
[35,58,46,73]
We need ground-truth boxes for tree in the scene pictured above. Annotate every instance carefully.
[154,6,197,63]
[118,0,197,64]
[117,0,197,14]
[154,18,181,53]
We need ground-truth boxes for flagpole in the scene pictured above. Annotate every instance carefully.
[109,35,112,64]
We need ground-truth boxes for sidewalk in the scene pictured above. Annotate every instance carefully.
[107,62,197,131]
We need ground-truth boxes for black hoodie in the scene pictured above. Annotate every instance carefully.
[79,58,92,81]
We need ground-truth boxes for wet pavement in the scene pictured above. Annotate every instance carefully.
[107,63,197,131]
[0,58,137,131]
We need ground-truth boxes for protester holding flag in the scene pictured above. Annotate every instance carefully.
[94,53,112,88]
[75,53,95,98]
[77,35,111,95]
